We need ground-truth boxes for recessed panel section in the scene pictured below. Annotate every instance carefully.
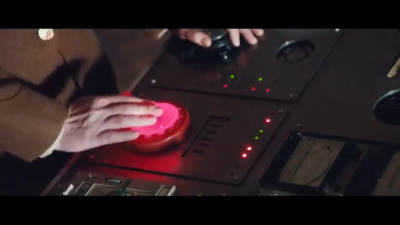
[144,29,342,101]
[260,131,397,195]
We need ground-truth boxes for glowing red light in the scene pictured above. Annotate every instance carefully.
[242,153,248,158]
[265,88,271,93]
[223,84,228,88]
[121,91,133,97]
[251,87,256,91]
[131,102,179,136]
[246,146,252,151]
[265,118,271,123]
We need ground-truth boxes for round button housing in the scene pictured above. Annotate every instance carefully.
[120,91,190,153]
[130,102,190,153]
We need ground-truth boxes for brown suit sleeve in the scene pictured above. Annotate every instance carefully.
[0,70,67,161]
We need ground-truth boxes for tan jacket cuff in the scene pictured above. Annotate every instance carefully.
[0,72,68,162]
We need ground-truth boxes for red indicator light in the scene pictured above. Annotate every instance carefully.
[246,146,252,151]
[265,118,271,123]
[265,88,271,93]
[242,153,248,158]
[223,84,228,88]
[251,87,256,91]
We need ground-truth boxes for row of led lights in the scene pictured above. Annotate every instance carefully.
[241,118,272,159]
[223,74,271,93]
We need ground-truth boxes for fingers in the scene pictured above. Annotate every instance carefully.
[251,29,264,36]
[228,28,264,47]
[174,29,264,48]
[102,115,157,130]
[91,95,145,108]
[227,29,241,47]
[69,95,155,117]
[177,29,212,47]
[186,30,212,47]
[103,103,163,117]
[240,29,258,45]
[96,130,140,146]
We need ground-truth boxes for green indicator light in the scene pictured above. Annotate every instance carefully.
[259,129,264,134]
[230,74,235,79]
[197,194,203,197]
[258,77,263,82]
[255,136,259,140]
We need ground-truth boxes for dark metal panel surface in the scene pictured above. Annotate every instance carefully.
[45,29,400,196]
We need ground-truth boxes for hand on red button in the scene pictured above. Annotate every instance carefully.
[131,103,180,137]
[120,92,190,153]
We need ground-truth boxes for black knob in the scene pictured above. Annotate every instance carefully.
[374,89,400,125]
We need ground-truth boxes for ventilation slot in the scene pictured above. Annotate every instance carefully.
[184,116,230,156]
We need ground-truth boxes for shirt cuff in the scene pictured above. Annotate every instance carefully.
[39,122,65,158]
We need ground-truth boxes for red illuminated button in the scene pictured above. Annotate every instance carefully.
[130,102,190,153]
[119,92,190,153]
[131,103,180,137]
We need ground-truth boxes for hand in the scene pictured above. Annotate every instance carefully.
[172,29,264,47]
[54,95,163,153]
